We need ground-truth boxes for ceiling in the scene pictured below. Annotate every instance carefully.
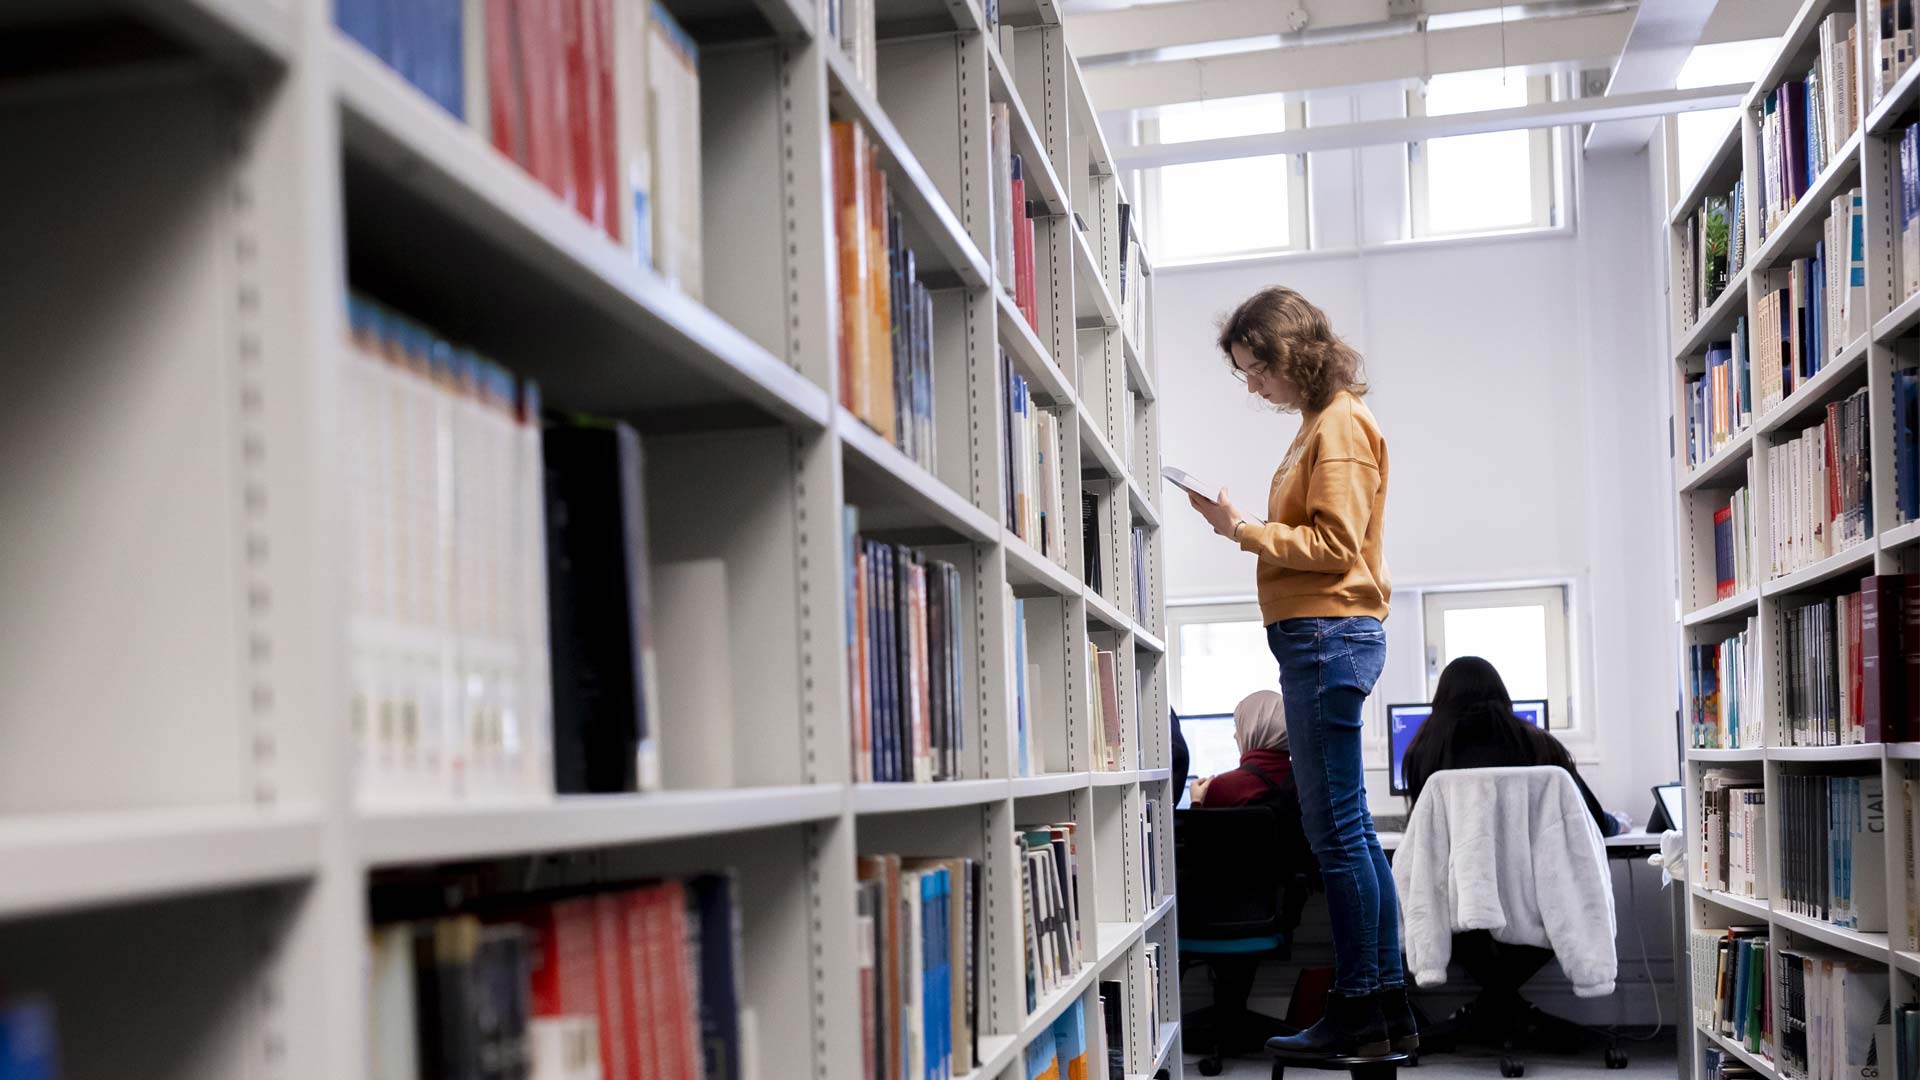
[1066,0,1801,155]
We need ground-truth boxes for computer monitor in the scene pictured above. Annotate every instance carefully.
[1387,699,1549,797]
[1176,712,1239,808]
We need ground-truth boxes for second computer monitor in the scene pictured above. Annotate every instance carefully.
[1387,699,1548,797]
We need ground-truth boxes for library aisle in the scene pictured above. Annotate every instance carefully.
[1670,4,1920,1080]
[0,0,1174,1078]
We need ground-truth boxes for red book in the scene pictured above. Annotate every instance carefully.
[1905,575,1920,743]
[590,893,638,1080]
[589,0,619,238]
[622,889,661,1080]
[1852,594,1864,740]
[561,0,591,217]
[527,897,599,1019]
[1861,576,1905,742]
[513,0,556,193]
[484,0,524,166]
[1826,402,1842,533]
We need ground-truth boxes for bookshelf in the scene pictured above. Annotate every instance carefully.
[1665,3,1920,1079]
[0,1,1174,1078]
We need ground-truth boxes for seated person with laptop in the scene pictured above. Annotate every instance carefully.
[1398,657,1622,838]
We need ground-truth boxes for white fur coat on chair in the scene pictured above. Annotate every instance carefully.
[1391,765,1617,997]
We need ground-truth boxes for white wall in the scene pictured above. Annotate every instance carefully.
[1154,146,1682,819]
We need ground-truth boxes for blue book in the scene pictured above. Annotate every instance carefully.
[0,998,56,1080]
[1014,599,1030,776]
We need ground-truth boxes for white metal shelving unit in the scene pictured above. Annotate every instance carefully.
[1663,3,1920,1077]
[0,0,1176,1077]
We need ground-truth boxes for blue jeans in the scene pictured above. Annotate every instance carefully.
[1267,616,1401,996]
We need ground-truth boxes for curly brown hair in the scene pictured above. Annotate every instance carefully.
[1217,286,1368,412]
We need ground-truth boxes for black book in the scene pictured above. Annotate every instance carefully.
[690,874,745,1080]
[928,559,949,780]
[1099,980,1126,1080]
[474,925,530,1080]
[543,420,655,794]
[1082,491,1101,595]
[415,917,481,1080]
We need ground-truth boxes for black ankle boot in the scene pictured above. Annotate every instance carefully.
[1376,986,1420,1053]
[1267,990,1391,1059]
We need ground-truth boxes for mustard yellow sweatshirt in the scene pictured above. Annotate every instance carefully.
[1235,391,1391,624]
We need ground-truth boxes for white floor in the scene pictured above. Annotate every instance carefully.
[1191,1033,1681,1080]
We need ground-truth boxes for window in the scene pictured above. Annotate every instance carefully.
[1421,585,1573,731]
[1407,69,1556,237]
[1144,93,1311,262]
[1672,39,1777,194]
[1171,604,1273,716]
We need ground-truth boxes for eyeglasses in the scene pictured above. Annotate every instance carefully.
[1231,363,1270,383]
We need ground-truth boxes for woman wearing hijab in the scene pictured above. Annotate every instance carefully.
[1191,690,1297,808]
[1401,656,1621,837]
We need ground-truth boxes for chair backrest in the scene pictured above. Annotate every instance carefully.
[1406,764,1599,832]
[1174,806,1304,940]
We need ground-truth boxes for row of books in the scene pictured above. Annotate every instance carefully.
[368,875,743,1080]
[1704,1048,1763,1080]
[844,510,968,784]
[1689,926,1768,1056]
[338,0,703,292]
[1891,1006,1920,1080]
[1142,941,1164,1054]
[1778,774,1887,930]
[1870,1,1919,108]
[828,0,877,92]
[1900,777,1920,948]
[834,120,939,469]
[1698,771,1766,897]
[1141,797,1161,907]
[1689,623,1759,750]
[1755,11,1858,242]
[1758,14,1858,238]
[1118,202,1146,347]
[1774,950,1887,1080]
[1089,643,1125,771]
[1711,484,1758,599]
[0,997,55,1080]
[1751,193,1866,416]
[1098,987,1127,1080]
[1082,491,1104,597]
[855,854,981,1080]
[1893,366,1920,525]
[1004,356,1068,567]
[1897,125,1920,303]
[1019,823,1084,1015]
[1681,189,1735,330]
[1687,327,1751,466]
[1766,388,1872,577]
[992,104,1042,331]
[1793,575,1920,747]
[344,294,557,805]
[1022,1000,1092,1080]
[1006,590,1045,779]
[1130,526,1149,624]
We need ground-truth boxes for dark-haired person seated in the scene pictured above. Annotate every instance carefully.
[1402,655,1622,1055]
[1401,656,1621,838]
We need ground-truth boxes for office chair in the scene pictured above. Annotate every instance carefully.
[1176,805,1315,1077]
[1393,766,1627,1078]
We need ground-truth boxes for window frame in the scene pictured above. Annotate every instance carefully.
[1419,583,1577,739]
[1166,600,1391,768]
[1405,72,1556,239]
[1139,99,1313,263]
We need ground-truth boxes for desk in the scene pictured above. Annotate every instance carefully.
[1375,827,1662,855]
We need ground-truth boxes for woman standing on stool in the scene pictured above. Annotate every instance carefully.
[1184,287,1413,1060]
